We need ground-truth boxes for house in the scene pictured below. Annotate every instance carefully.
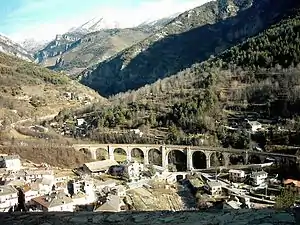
[251,171,268,186]
[0,155,21,171]
[111,185,126,197]
[94,179,117,192]
[69,179,83,195]
[83,180,97,200]
[54,181,68,194]
[24,170,54,181]
[4,179,26,187]
[284,179,300,194]
[125,162,144,181]
[83,160,119,175]
[76,118,86,126]
[0,185,18,210]
[229,170,246,183]
[72,191,96,206]
[55,174,69,183]
[31,191,74,212]
[23,185,40,202]
[245,119,262,133]
[223,200,242,209]
[130,129,143,137]
[94,195,124,212]
[31,176,55,195]
[207,181,222,197]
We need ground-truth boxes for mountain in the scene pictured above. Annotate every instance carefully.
[34,32,84,64]
[38,28,152,75]
[0,34,33,62]
[35,15,178,75]
[137,13,181,32]
[69,17,121,34]
[20,38,48,53]
[55,3,300,151]
[79,0,298,97]
[0,52,106,126]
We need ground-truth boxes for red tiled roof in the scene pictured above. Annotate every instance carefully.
[284,179,300,188]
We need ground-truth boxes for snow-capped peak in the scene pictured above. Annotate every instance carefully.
[0,34,33,61]
[138,12,181,29]
[69,17,121,34]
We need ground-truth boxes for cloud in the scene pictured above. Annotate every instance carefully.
[8,0,212,42]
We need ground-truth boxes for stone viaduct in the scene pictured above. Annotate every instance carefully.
[72,144,299,171]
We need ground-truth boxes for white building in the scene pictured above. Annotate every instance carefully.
[223,200,242,209]
[23,186,40,203]
[0,155,21,171]
[76,118,86,126]
[72,191,96,206]
[207,181,222,197]
[31,191,74,212]
[229,170,246,183]
[1,169,54,183]
[251,171,268,186]
[126,162,144,181]
[0,185,18,210]
[130,129,143,137]
[246,120,262,133]
[112,185,126,197]
[31,176,55,195]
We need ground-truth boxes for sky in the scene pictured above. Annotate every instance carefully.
[0,0,212,43]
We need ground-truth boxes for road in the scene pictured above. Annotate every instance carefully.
[10,113,58,128]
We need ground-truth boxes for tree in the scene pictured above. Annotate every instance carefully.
[147,164,156,177]
[16,189,27,212]
[168,164,177,172]
[275,189,297,209]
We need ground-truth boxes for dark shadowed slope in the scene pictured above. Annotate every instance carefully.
[80,0,299,97]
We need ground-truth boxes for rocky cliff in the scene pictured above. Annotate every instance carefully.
[34,33,84,63]
[43,28,152,75]
[0,209,298,225]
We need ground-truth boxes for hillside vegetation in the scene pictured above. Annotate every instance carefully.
[79,0,298,97]
[0,52,106,126]
[52,5,300,152]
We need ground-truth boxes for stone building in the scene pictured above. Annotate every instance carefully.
[207,181,222,197]
[229,170,246,183]
[251,171,268,186]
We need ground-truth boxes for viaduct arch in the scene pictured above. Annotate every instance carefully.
[73,144,299,171]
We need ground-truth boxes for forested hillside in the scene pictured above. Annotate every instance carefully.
[52,6,300,151]
[79,0,299,97]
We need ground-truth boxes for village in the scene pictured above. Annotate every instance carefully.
[0,150,299,213]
